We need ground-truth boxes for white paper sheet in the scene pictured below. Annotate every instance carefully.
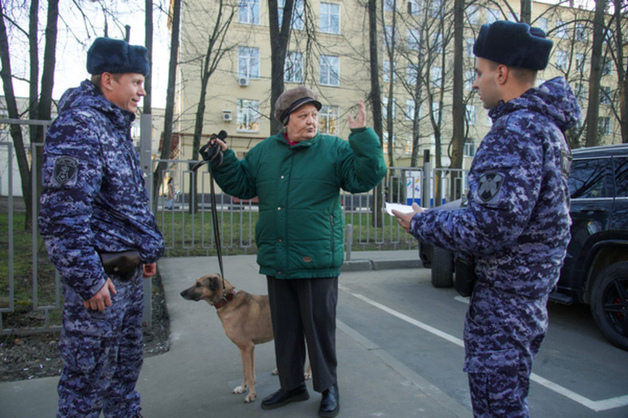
[385,202,416,216]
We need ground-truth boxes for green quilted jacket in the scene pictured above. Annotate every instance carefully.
[212,127,386,279]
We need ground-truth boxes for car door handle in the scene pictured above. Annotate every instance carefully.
[578,207,606,213]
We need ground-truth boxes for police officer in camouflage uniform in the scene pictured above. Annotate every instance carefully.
[394,21,581,417]
[38,37,164,418]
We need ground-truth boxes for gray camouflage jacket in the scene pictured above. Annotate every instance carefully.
[39,80,164,300]
[410,77,581,298]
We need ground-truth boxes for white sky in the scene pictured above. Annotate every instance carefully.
[5,0,170,109]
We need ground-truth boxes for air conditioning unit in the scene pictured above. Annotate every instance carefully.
[239,77,249,87]
[222,110,233,122]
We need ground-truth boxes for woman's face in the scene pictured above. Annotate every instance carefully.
[285,103,319,142]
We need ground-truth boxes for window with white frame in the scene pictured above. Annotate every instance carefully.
[320,3,340,34]
[465,69,475,90]
[600,86,612,104]
[487,9,500,24]
[555,50,568,71]
[576,53,586,74]
[382,132,397,154]
[405,138,413,154]
[406,64,418,85]
[284,51,303,83]
[465,37,474,57]
[536,17,548,34]
[432,101,440,122]
[432,32,443,54]
[383,60,397,83]
[239,0,260,25]
[598,117,611,135]
[320,55,340,86]
[602,58,612,76]
[574,83,586,102]
[319,105,338,135]
[405,99,415,120]
[408,0,420,15]
[556,21,568,39]
[464,139,476,157]
[278,0,304,30]
[237,99,260,132]
[430,0,442,18]
[430,66,442,89]
[383,97,396,119]
[407,28,420,51]
[575,23,586,42]
[465,104,476,126]
[238,47,260,79]
[466,5,479,24]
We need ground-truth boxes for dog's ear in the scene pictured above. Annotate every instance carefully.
[209,276,220,290]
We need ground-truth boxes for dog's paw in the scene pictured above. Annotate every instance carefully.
[233,384,248,394]
[271,368,279,375]
[244,393,256,403]
[304,370,312,380]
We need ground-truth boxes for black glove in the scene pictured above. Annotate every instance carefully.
[199,130,227,168]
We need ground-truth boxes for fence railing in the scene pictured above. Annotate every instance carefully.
[1,118,467,335]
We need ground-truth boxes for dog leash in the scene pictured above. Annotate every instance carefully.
[209,166,226,295]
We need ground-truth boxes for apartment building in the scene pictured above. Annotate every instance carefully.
[175,0,626,169]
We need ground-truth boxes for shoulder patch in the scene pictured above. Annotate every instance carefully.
[53,156,79,186]
[477,172,504,203]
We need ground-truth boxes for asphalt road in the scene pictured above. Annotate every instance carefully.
[336,267,628,417]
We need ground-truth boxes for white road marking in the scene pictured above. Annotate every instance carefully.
[339,284,628,412]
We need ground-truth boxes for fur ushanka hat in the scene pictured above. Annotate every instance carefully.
[473,20,553,71]
[274,86,322,126]
[86,37,150,76]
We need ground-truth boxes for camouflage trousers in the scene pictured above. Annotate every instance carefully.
[463,282,548,418]
[57,270,144,418]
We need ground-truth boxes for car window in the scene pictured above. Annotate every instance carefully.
[569,157,610,199]
[614,157,628,198]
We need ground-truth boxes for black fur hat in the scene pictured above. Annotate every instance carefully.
[86,37,150,76]
[473,21,553,70]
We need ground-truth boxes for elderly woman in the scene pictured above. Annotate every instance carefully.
[211,86,386,417]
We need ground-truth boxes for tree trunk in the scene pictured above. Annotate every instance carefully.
[520,0,531,24]
[153,0,181,206]
[144,0,153,113]
[268,0,293,135]
[613,0,628,144]
[450,0,464,173]
[368,0,383,227]
[584,0,607,147]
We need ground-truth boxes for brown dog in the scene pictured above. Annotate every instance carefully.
[180,274,310,403]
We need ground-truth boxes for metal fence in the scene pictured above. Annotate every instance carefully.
[1,118,467,335]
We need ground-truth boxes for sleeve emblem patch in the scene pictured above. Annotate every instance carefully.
[53,156,79,186]
[477,172,504,203]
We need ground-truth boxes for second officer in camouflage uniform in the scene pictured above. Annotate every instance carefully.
[39,38,164,418]
[394,21,581,417]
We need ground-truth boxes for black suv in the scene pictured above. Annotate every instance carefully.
[419,144,628,351]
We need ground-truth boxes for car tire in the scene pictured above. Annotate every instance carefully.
[590,261,628,351]
[431,247,454,288]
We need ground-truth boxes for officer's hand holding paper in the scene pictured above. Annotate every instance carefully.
[388,202,425,233]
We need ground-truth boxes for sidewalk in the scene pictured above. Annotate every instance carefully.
[0,250,470,418]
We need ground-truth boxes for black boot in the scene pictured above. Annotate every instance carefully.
[319,383,339,418]
[261,382,309,410]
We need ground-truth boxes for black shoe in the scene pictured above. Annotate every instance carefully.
[261,383,309,410]
[319,383,339,418]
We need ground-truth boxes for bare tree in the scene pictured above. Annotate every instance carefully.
[611,0,627,143]
[0,0,58,230]
[153,0,181,203]
[584,0,608,147]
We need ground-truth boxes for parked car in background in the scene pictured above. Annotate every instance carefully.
[419,144,628,351]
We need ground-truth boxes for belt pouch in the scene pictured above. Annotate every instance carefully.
[99,250,141,281]
[454,254,477,297]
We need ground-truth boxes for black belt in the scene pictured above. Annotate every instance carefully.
[99,250,141,280]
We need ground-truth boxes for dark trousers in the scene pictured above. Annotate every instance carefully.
[267,276,338,393]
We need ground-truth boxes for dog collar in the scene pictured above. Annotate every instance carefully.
[214,289,237,309]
